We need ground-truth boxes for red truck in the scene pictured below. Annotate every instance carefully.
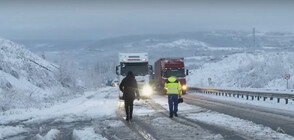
[154,58,188,94]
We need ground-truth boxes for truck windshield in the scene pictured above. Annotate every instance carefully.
[164,69,185,78]
[120,62,148,76]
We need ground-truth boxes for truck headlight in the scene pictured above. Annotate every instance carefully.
[182,85,187,90]
[143,86,152,96]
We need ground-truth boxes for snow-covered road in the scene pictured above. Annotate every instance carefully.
[0,87,293,140]
[183,92,294,137]
[0,87,118,139]
[151,95,294,140]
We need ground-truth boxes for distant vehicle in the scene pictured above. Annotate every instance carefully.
[116,53,153,99]
[111,78,119,87]
[154,58,188,94]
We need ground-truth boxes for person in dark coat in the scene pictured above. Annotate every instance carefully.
[119,71,140,121]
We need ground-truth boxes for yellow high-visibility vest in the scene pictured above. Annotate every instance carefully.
[165,76,182,95]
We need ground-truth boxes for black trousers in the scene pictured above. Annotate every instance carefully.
[124,99,134,119]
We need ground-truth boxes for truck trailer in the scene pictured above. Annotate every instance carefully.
[154,58,188,94]
[116,53,153,99]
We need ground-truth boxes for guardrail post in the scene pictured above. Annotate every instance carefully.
[257,96,260,101]
[225,93,227,96]
[270,97,273,100]
[277,98,280,103]
[229,93,231,97]
[237,94,239,98]
[252,96,254,100]
[242,95,244,98]
[263,97,266,101]
[246,95,249,100]
[285,99,288,104]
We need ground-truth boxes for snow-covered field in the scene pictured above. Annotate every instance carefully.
[187,52,294,91]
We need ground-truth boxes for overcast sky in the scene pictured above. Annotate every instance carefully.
[0,0,294,40]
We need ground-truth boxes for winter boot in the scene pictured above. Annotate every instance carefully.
[174,112,178,117]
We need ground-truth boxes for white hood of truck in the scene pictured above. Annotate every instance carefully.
[135,75,151,85]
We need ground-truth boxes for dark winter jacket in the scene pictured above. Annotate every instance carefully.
[119,71,140,100]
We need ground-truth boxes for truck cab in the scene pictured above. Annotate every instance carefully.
[116,53,153,99]
[154,58,188,95]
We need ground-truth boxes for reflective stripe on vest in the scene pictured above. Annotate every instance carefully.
[165,82,181,95]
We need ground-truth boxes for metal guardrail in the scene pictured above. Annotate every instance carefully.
[188,87,294,104]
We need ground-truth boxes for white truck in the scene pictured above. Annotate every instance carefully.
[116,53,153,99]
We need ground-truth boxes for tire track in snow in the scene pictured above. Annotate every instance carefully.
[117,99,222,140]
[117,100,156,140]
[147,99,249,140]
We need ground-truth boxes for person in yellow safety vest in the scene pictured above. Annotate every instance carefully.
[165,76,182,118]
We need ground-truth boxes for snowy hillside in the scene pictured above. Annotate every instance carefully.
[187,52,294,90]
[19,31,294,91]
[0,38,74,111]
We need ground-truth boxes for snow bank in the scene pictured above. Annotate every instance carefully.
[72,127,107,140]
[35,129,60,140]
[0,125,27,139]
[0,87,118,125]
